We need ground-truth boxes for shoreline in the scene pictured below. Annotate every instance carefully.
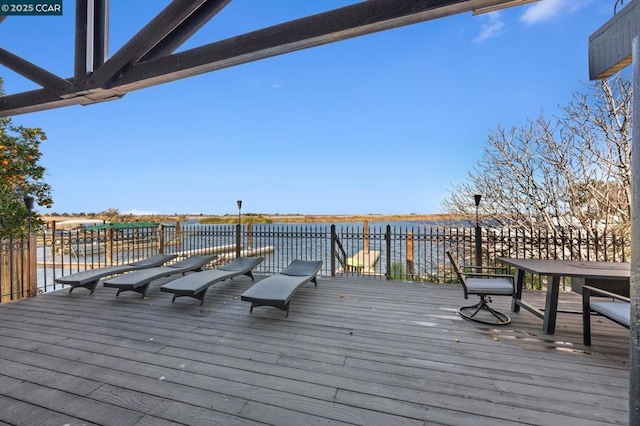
[41,213,464,225]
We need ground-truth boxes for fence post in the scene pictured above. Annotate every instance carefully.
[363,220,369,254]
[385,225,391,280]
[406,231,414,280]
[157,224,165,254]
[247,222,252,250]
[28,231,37,297]
[331,224,336,276]
[107,227,114,265]
[235,224,242,258]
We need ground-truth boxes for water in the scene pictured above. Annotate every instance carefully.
[37,220,475,293]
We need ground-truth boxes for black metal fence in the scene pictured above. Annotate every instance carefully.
[27,222,629,295]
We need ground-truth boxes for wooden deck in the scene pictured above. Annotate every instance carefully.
[0,275,630,425]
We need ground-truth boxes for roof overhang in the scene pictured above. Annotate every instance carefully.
[589,0,640,80]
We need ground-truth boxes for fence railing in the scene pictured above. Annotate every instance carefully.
[0,221,630,300]
[1,233,36,302]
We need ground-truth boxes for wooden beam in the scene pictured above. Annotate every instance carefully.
[0,48,72,92]
[0,0,539,116]
[589,0,640,80]
[86,0,213,87]
[140,0,231,62]
[74,0,89,80]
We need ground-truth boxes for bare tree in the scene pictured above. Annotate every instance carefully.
[443,75,632,239]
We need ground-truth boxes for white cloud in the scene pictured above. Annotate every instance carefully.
[520,0,588,25]
[473,12,505,43]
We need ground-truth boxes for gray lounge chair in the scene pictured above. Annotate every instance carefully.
[240,259,322,317]
[103,255,216,299]
[55,253,178,294]
[160,256,264,305]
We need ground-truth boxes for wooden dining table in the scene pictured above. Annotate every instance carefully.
[497,257,630,334]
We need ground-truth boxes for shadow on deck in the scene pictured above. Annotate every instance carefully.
[0,275,630,425]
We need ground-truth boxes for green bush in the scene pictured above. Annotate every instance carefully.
[390,262,406,281]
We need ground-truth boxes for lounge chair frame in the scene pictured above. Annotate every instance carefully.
[241,260,322,317]
[55,254,178,294]
[160,257,264,305]
[102,255,216,299]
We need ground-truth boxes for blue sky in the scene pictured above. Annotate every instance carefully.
[0,0,616,216]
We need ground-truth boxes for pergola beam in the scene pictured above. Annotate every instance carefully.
[1,0,537,116]
[0,48,72,92]
[84,0,213,88]
[113,0,496,93]
[139,0,231,62]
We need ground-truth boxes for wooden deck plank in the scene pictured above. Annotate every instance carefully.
[0,275,630,425]
[0,375,144,426]
[0,394,100,426]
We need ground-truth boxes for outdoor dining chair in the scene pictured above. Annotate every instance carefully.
[446,251,515,325]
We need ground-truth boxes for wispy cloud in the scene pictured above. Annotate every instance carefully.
[473,12,505,43]
[520,0,588,25]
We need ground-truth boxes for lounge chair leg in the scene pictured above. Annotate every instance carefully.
[250,305,254,314]
[171,295,176,303]
[87,280,99,294]
[141,284,150,299]
[195,290,207,306]
[195,292,205,306]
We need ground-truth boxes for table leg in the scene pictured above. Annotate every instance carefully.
[542,275,560,334]
[511,268,525,312]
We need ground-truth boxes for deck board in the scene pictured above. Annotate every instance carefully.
[0,275,630,425]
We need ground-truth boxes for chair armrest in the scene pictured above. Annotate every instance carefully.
[582,285,630,303]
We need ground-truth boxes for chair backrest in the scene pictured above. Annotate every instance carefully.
[281,260,323,277]
[446,251,469,295]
